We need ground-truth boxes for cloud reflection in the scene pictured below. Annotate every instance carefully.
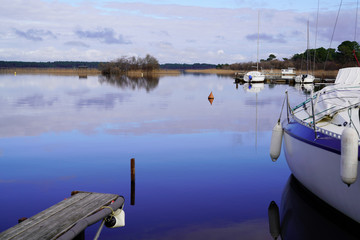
[16,94,58,107]
[0,74,307,138]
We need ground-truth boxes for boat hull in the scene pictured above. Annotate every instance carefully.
[243,71,265,83]
[283,120,360,223]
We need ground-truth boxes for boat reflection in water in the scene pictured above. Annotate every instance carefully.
[243,83,265,93]
[268,175,360,240]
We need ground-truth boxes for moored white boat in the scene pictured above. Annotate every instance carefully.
[243,71,265,82]
[294,74,315,83]
[271,67,360,223]
[281,68,296,79]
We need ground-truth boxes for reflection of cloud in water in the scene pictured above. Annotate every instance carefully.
[66,89,90,96]
[16,94,58,107]
[77,93,131,109]
[0,74,298,138]
[0,175,76,184]
[244,96,284,107]
[139,219,271,240]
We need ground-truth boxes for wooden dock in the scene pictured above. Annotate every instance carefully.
[0,191,124,240]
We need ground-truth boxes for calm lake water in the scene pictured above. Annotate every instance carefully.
[0,73,357,239]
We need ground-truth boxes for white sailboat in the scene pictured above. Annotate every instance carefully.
[243,11,265,83]
[271,67,360,224]
[295,21,315,84]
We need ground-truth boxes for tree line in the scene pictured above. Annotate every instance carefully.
[99,54,159,75]
[225,40,360,71]
[161,63,217,70]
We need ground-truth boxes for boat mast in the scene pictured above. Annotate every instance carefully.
[307,20,310,74]
[313,0,319,74]
[257,11,260,72]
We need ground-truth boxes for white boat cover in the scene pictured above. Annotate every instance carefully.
[335,67,360,84]
[293,67,360,122]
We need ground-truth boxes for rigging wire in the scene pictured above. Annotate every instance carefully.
[353,0,360,66]
[324,0,343,70]
[355,0,359,43]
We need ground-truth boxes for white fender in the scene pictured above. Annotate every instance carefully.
[270,121,283,162]
[341,127,359,186]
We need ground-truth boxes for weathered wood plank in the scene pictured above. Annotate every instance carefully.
[0,192,119,240]
[0,192,91,239]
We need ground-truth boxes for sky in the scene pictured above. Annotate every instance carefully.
[0,0,359,64]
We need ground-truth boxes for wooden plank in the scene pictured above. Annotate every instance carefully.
[0,192,91,239]
[0,192,119,240]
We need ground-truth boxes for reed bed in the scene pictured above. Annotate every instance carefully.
[185,69,237,75]
[0,68,101,76]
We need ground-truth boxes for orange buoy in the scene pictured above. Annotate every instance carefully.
[208,92,214,99]
[208,92,214,105]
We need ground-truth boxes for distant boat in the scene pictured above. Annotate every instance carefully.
[243,71,265,82]
[295,21,315,84]
[271,67,360,223]
[294,74,315,83]
[281,68,296,79]
[243,11,265,83]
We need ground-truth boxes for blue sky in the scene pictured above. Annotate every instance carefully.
[0,0,358,63]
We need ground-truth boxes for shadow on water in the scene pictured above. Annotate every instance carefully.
[98,74,160,92]
[268,175,360,240]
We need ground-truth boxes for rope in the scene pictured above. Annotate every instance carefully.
[94,219,105,240]
[348,107,360,137]
[93,205,117,240]
[324,0,343,70]
[278,94,286,123]
[100,206,115,216]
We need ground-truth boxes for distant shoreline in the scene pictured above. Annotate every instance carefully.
[0,67,339,78]
[0,68,182,76]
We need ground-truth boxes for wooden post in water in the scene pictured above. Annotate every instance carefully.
[131,158,135,205]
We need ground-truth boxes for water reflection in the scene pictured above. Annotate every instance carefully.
[243,83,265,93]
[98,74,160,92]
[268,175,360,240]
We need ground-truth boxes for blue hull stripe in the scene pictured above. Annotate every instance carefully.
[283,120,343,155]
[284,120,360,161]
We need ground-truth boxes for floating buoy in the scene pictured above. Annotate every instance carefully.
[268,201,280,240]
[208,92,214,105]
[208,92,214,99]
[208,98,214,105]
[270,121,283,162]
[341,127,358,186]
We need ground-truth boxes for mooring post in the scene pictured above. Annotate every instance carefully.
[131,158,135,205]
